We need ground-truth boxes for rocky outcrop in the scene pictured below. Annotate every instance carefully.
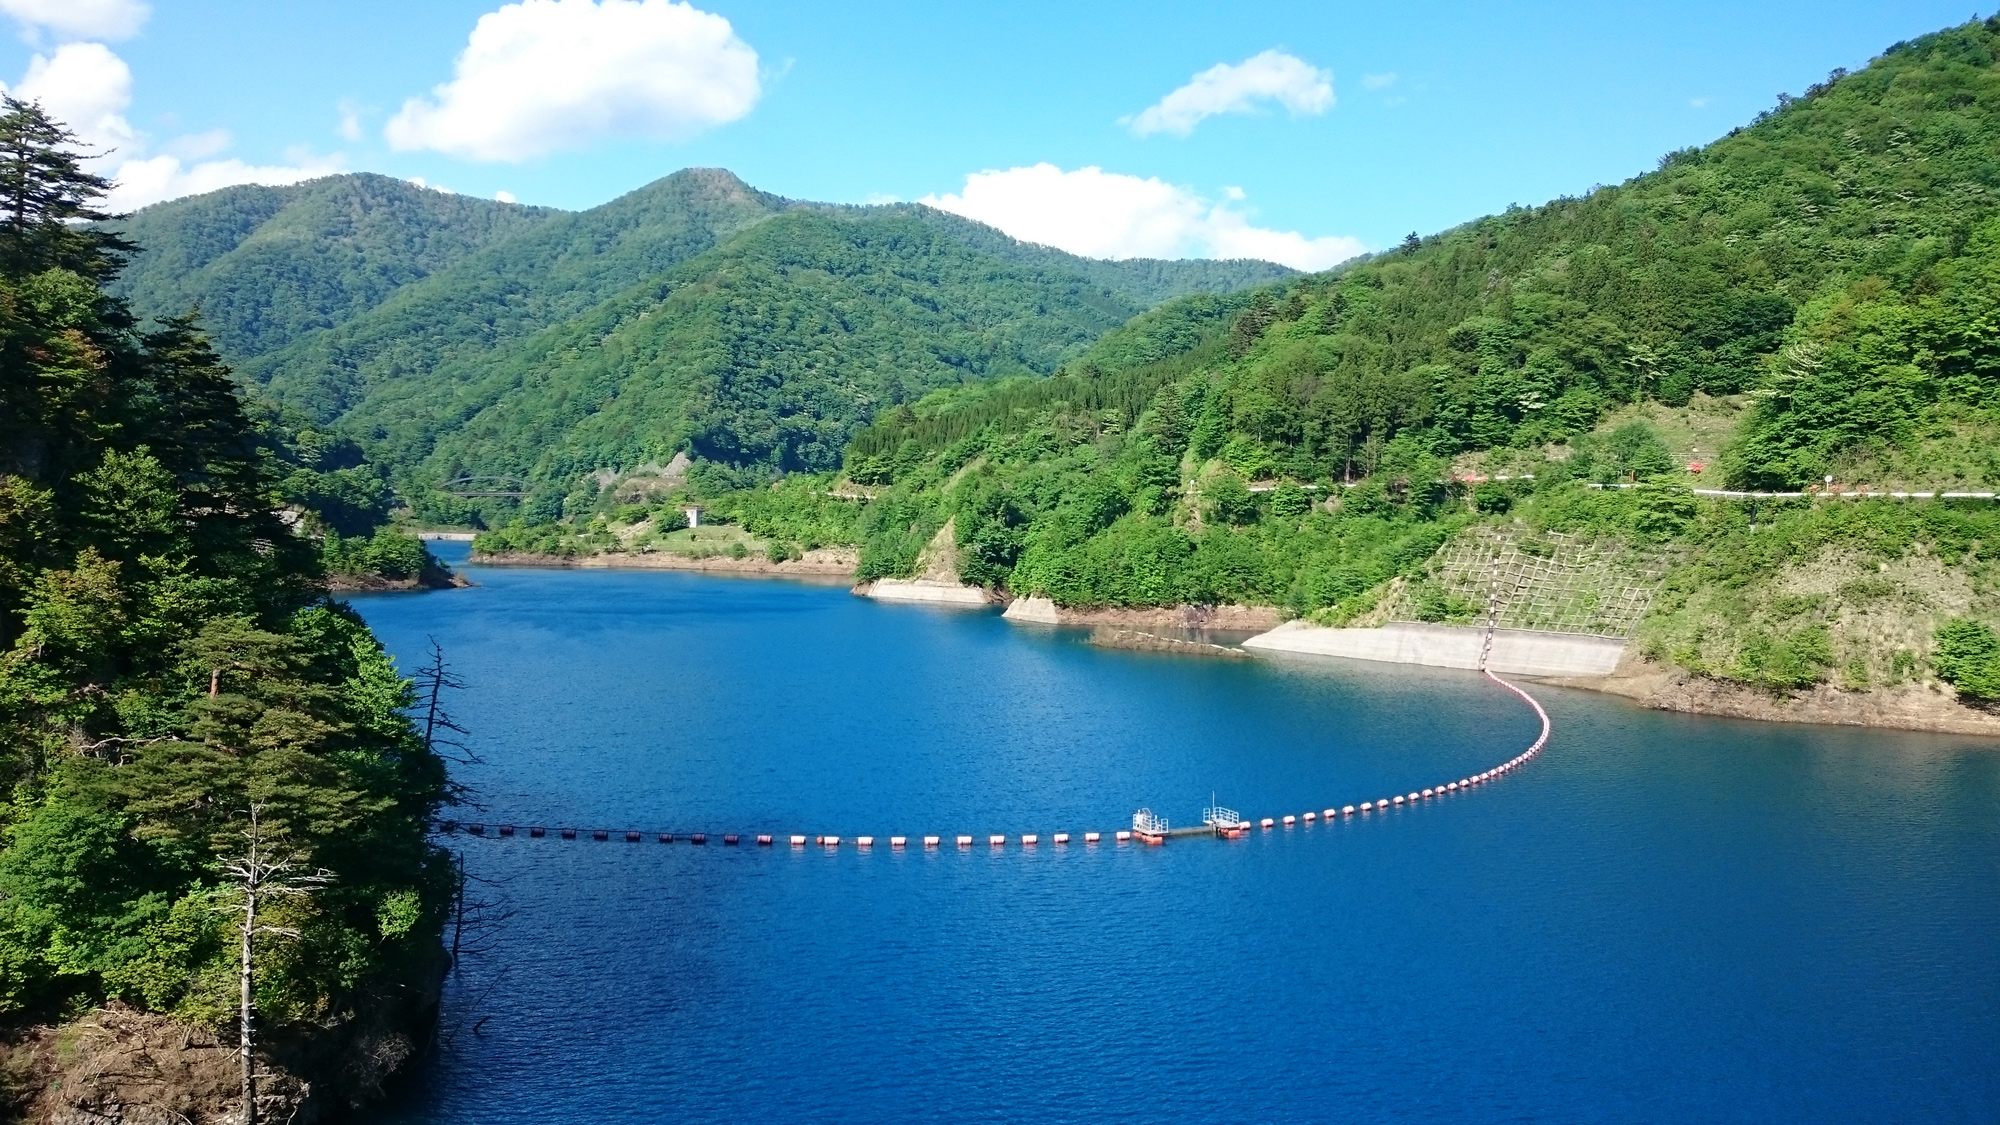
[1001,599,1285,631]
[3,966,443,1125]
[1086,628,1249,659]
[325,558,470,593]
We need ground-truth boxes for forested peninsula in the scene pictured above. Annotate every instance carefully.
[0,103,454,1120]
[469,20,2000,732]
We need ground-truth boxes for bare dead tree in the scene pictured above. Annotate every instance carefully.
[412,638,477,766]
[216,806,332,1125]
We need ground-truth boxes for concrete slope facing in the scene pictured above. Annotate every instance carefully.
[857,579,997,606]
[855,518,998,606]
[1243,621,1625,677]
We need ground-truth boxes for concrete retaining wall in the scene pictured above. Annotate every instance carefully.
[1242,621,1625,677]
[859,579,995,606]
[1001,596,1061,623]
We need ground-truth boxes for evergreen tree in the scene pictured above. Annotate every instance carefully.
[0,97,132,281]
[0,98,451,1077]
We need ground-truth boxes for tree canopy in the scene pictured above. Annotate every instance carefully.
[0,103,450,1031]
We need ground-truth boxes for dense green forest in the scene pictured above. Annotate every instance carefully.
[0,98,451,1056]
[106,170,1292,521]
[485,19,2000,701]
[107,174,558,364]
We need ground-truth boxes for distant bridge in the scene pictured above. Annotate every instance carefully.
[437,476,531,498]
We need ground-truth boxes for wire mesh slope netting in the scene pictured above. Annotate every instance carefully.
[1389,527,1675,638]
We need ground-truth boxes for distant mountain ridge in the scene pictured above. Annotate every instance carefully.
[107,173,560,362]
[105,169,1295,502]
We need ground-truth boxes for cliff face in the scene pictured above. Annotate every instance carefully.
[2,959,445,1125]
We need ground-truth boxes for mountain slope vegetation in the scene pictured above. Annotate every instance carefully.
[107,173,557,364]
[106,170,1293,516]
[0,101,450,1113]
[509,18,2000,710]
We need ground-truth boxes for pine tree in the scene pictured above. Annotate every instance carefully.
[0,97,133,281]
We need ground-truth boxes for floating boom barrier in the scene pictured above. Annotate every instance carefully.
[439,669,1553,854]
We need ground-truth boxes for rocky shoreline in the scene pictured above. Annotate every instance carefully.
[1087,628,1250,659]
[325,567,470,593]
[449,556,2000,737]
[471,547,858,578]
[1002,597,1285,632]
[2,955,445,1124]
[1535,652,2000,737]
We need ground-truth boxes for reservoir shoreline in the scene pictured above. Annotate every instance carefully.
[455,550,2000,737]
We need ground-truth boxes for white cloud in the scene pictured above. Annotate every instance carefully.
[1361,72,1397,91]
[385,0,760,162]
[1,42,343,212]
[1125,49,1333,138]
[336,99,364,142]
[164,127,231,160]
[12,41,136,153]
[0,0,148,41]
[495,189,517,203]
[919,164,1364,271]
[103,152,343,212]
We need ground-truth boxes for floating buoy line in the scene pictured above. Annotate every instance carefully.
[437,668,1552,855]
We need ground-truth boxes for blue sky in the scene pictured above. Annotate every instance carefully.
[0,0,1978,267]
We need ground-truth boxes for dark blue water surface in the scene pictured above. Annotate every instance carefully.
[352,545,2000,1124]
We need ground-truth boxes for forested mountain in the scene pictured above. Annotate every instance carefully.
[498,18,2000,706]
[107,174,557,363]
[0,102,448,1117]
[848,17,2000,492]
[105,170,1292,512]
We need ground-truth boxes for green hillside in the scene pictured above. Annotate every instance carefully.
[504,18,2000,706]
[239,168,795,421]
[356,208,1259,511]
[107,174,556,363]
[0,101,448,1090]
[106,170,1293,515]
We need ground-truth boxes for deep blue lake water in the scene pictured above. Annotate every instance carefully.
[351,544,2000,1124]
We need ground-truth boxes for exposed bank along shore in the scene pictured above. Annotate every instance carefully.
[471,546,859,578]
[1242,619,2000,737]
[468,547,1999,736]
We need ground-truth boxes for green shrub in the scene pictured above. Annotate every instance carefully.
[1734,624,1835,689]
[1932,618,2000,700]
